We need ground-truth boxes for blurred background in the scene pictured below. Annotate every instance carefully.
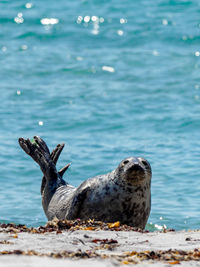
[0,0,200,230]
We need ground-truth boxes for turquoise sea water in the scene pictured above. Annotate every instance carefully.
[1,0,200,231]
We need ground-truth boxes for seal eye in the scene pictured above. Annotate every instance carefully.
[123,160,129,165]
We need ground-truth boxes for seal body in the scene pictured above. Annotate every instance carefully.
[19,136,152,229]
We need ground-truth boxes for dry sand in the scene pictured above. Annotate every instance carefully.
[0,222,200,266]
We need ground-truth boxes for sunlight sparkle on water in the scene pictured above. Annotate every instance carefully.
[120,18,127,24]
[38,121,44,126]
[117,30,124,36]
[14,13,24,24]
[77,16,104,25]
[84,16,90,23]
[91,16,99,22]
[92,22,99,35]
[162,19,168,25]
[21,45,28,50]
[77,16,83,24]
[40,18,59,25]
[102,66,115,73]
[99,17,104,23]
[1,46,7,52]
[155,224,167,230]
[76,56,83,61]
[152,50,159,56]
[25,2,33,9]
[195,51,200,57]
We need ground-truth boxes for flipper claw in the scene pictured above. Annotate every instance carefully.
[59,163,71,178]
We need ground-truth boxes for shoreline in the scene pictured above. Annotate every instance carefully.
[0,220,200,266]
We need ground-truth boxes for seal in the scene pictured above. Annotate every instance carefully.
[19,136,152,229]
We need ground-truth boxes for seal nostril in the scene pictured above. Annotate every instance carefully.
[141,160,149,167]
[123,160,129,165]
[142,160,147,165]
[129,164,143,172]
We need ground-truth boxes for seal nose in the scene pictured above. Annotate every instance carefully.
[129,164,144,173]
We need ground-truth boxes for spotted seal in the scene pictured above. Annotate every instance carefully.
[19,136,152,229]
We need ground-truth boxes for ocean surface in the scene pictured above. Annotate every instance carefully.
[0,0,200,231]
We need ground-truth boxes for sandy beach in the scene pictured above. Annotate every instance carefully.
[0,221,200,266]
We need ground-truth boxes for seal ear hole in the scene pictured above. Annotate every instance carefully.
[123,160,129,165]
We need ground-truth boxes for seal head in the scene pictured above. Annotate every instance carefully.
[116,157,151,185]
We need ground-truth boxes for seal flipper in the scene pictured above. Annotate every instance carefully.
[66,187,90,220]
[51,144,65,165]
[41,143,65,195]
[58,163,71,178]
[19,136,58,182]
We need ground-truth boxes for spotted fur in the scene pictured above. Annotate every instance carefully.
[19,137,152,229]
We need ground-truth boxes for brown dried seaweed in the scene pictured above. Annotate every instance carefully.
[0,218,148,234]
[0,248,200,264]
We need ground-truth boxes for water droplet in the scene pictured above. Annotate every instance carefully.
[38,121,44,126]
[195,51,200,57]
[17,90,21,95]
